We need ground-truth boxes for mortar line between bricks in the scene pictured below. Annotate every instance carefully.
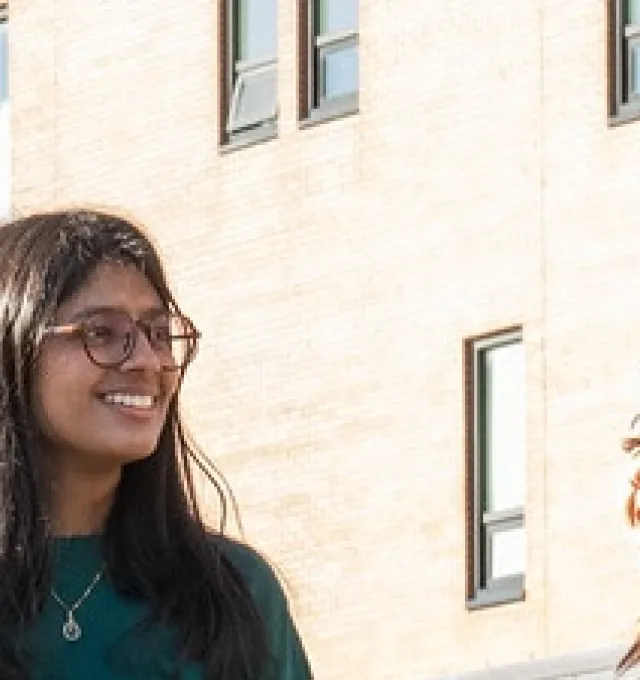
[538,0,550,653]
[53,0,59,200]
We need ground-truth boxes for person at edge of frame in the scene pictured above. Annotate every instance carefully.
[0,208,314,680]
[616,414,640,678]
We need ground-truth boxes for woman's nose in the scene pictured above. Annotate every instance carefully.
[120,325,162,371]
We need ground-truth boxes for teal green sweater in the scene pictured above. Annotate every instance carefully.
[22,536,312,680]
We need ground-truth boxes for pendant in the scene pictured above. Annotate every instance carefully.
[62,613,82,642]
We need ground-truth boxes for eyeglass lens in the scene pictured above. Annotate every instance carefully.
[81,310,195,368]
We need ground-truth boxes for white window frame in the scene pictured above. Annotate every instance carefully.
[224,0,278,143]
[303,0,359,122]
[226,56,277,134]
[626,29,640,102]
[466,329,526,609]
[611,0,640,121]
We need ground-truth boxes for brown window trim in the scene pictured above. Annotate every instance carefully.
[298,0,310,121]
[217,0,230,147]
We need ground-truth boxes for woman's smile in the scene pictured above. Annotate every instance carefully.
[99,391,162,420]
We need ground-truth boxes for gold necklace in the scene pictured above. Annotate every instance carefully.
[50,568,104,642]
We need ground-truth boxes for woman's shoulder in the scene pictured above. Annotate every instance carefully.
[208,534,314,679]
[216,536,272,574]
[209,535,289,614]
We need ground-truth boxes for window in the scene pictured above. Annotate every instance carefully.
[465,330,525,608]
[221,0,277,146]
[0,2,9,218]
[611,0,640,121]
[300,0,359,122]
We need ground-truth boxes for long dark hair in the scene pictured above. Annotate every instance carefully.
[0,209,267,679]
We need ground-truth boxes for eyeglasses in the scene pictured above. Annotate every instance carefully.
[43,308,201,371]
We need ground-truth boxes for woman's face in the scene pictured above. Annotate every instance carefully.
[32,262,181,474]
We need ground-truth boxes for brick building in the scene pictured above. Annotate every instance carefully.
[3,1,640,678]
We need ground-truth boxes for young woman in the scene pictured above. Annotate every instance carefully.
[0,209,313,680]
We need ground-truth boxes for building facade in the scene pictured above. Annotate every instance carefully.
[4,0,640,678]
[0,1,9,217]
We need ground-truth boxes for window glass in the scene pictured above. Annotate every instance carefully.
[633,44,640,95]
[491,526,525,579]
[628,0,640,25]
[481,341,525,513]
[237,0,277,62]
[317,0,358,36]
[0,22,7,104]
[322,44,358,100]
[229,63,277,131]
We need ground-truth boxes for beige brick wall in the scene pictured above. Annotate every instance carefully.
[7,0,640,677]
